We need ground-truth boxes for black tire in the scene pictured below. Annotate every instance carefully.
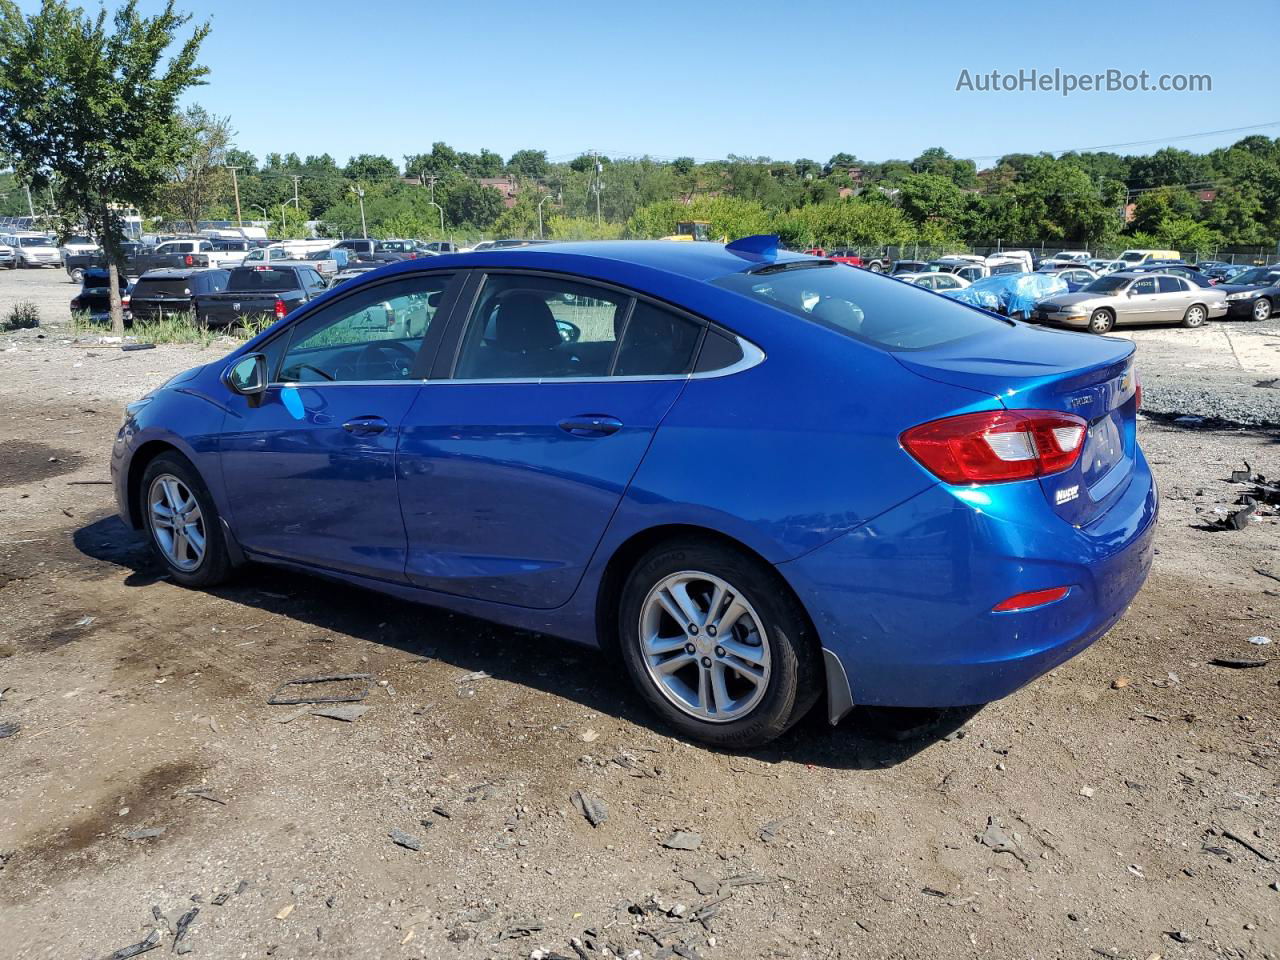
[868,261,884,273]
[1087,308,1115,334]
[1253,297,1272,322]
[1181,303,1207,328]
[139,452,232,588]
[68,267,84,283]
[617,539,820,748]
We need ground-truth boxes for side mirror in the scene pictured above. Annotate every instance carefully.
[225,353,268,396]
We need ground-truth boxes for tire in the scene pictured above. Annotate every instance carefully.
[1087,308,1115,334]
[868,261,884,274]
[139,452,232,588]
[68,267,84,283]
[1253,297,1272,322]
[1182,303,1207,328]
[617,539,820,748]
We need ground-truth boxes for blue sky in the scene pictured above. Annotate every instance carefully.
[44,0,1280,166]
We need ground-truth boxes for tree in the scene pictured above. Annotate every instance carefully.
[897,173,967,227]
[344,153,398,182]
[165,104,231,230]
[0,0,208,334]
[442,178,504,228]
[507,148,550,181]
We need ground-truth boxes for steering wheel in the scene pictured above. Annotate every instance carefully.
[359,340,416,377]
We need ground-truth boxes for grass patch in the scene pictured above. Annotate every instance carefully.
[2,300,40,331]
[70,309,270,347]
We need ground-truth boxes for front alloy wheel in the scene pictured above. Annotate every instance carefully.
[1253,298,1272,322]
[639,571,772,723]
[140,452,232,587]
[148,474,206,572]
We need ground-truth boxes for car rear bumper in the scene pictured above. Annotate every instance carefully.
[777,449,1157,711]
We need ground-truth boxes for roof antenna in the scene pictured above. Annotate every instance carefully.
[725,234,779,259]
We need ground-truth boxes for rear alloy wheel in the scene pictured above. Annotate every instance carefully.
[1087,308,1115,334]
[1253,298,1273,322]
[1182,304,1207,328]
[69,267,84,283]
[618,540,818,748]
[141,453,232,588]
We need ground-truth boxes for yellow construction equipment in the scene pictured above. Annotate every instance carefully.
[660,220,713,242]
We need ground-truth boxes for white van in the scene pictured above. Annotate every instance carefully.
[1118,249,1180,265]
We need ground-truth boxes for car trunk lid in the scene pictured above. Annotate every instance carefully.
[895,324,1138,527]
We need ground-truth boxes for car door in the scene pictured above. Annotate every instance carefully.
[1121,276,1160,324]
[218,271,460,581]
[1155,276,1192,323]
[396,271,706,608]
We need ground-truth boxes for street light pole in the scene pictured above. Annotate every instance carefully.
[224,165,243,226]
[537,192,559,239]
[349,185,367,239]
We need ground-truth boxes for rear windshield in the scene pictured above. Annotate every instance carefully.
[713,261,1010,351]
[133,278,195,297]
[228,267,295,291]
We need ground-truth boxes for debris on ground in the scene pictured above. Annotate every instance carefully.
[275,904,294,920]
[97,929,161,960]
[1110,677,1131,689]
[173,787,227,805]
[977,816,1030,867]
[120,343,156,352]
[661,831,702,851]
[757,819,785,843]
[569,790,607,827]
[388,828,422,851]
[311,704,371,722]
[455,670,491,684]
[1209,657,1270,669]
[1217,828,1274,863]
[492,918,544,942]
[1246,635,1271,645]
[0,720,19,739]
[266,673,372,705]
[124,827,164,841]
[172,907,198,954]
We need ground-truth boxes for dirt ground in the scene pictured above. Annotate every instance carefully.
[0,267,1277,960]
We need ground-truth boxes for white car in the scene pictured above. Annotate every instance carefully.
[59,234,101,258]
[1089,259,1126,275]
[0,241,14,269]
[897,272,971,291]
[3,232,62,267]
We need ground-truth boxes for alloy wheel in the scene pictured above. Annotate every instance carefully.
[638,570,771,723]
[148,473,207,572]
[1254,298,1272,321]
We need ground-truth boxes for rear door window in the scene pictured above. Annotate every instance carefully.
[614,301,702,376]
[714,261,1011,351]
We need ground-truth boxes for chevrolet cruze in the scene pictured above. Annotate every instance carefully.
[112,239,1157,747]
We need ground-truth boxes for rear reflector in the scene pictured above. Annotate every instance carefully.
[901,409,1088,484]
[993,586,1070,612]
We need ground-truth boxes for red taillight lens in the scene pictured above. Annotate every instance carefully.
[901,410,1087,485]
[184,254,193,266]
[274,298,286,319]
[993,586,1070,612]
[1133,369,1142,411]
[121,294,130,307]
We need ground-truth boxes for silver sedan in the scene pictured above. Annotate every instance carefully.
[1033,271,1228,334]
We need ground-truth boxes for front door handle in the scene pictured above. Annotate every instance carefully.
[558,415,623,438]
[342,416,389,436]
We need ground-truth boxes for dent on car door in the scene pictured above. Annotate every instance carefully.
[396,271,707,608]
[218,272,458,580]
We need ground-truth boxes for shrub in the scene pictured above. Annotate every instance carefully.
[2,300,40,331]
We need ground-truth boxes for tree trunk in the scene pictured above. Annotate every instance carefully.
[101,203,125,337]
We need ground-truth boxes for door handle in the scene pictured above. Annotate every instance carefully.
[557,415,623,438]
[342,416,389,436]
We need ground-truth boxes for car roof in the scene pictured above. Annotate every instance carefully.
[380,240,816,283]
[137,268,223,279]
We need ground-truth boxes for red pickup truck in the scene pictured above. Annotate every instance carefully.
[803,247,888,272]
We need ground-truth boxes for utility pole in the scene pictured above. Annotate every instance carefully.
[225,165,243,226]
[24,183,34,219]
[290,174,301,211]
[593,154,603,226]
[349,185,367,239]
[538,192,559,239]
[424,175,444,237]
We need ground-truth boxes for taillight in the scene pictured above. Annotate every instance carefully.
[184,254,193,266]
[901,410,1087,485]
[121,294,130,307]
[993,586,1070,612]
[1133,369,1142,411]
[274,298,286,319]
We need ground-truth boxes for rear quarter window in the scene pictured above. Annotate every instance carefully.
[713,262,1011,351]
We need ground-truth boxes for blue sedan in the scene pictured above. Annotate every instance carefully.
[111,238,1157,747]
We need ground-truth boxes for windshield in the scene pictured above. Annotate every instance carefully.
[1083,276,1129,294]
[713,262,1009,351]
[1119,251,1146,263]
[19,236,54,247]
[1230,268,1278,286]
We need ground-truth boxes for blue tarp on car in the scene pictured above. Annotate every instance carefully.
[943,272,1069,317]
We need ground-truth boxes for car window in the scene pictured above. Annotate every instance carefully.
[1130,277,1158,296]
[936,276,960,289]
[614,301,702,376]
[279,274,451,383]
[1158,276,1185,293]
[714,261,1011,351]
[454,274,628,380]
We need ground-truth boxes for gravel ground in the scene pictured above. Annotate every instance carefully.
[0,268,1277,960]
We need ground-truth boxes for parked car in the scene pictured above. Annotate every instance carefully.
[1055,267,1099,292]
[1215,266,1280,321]
[1043,250,1092,265]
[191,264,328,327]
[890,259,929,275]
[1117,248,1180,266]
[1125,262,1219,287]
[332,238,404,264]
[59,234,101,259]
[1088,259,1126,275]
[64,242,149,282]
[111,239,1156,747]
[0,241,14,269]
[1033,271,1227,333]
[144,237,243,270]
[128,269,231,323]
[943,272,1069,320]
[416,241,455,254]
[330,266,379,286]
[4,232,63,267]
[897,272,970,291]
[69,267,130,323]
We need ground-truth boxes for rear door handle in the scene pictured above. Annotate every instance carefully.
[342,416,389,436]
[557,415,623,438]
